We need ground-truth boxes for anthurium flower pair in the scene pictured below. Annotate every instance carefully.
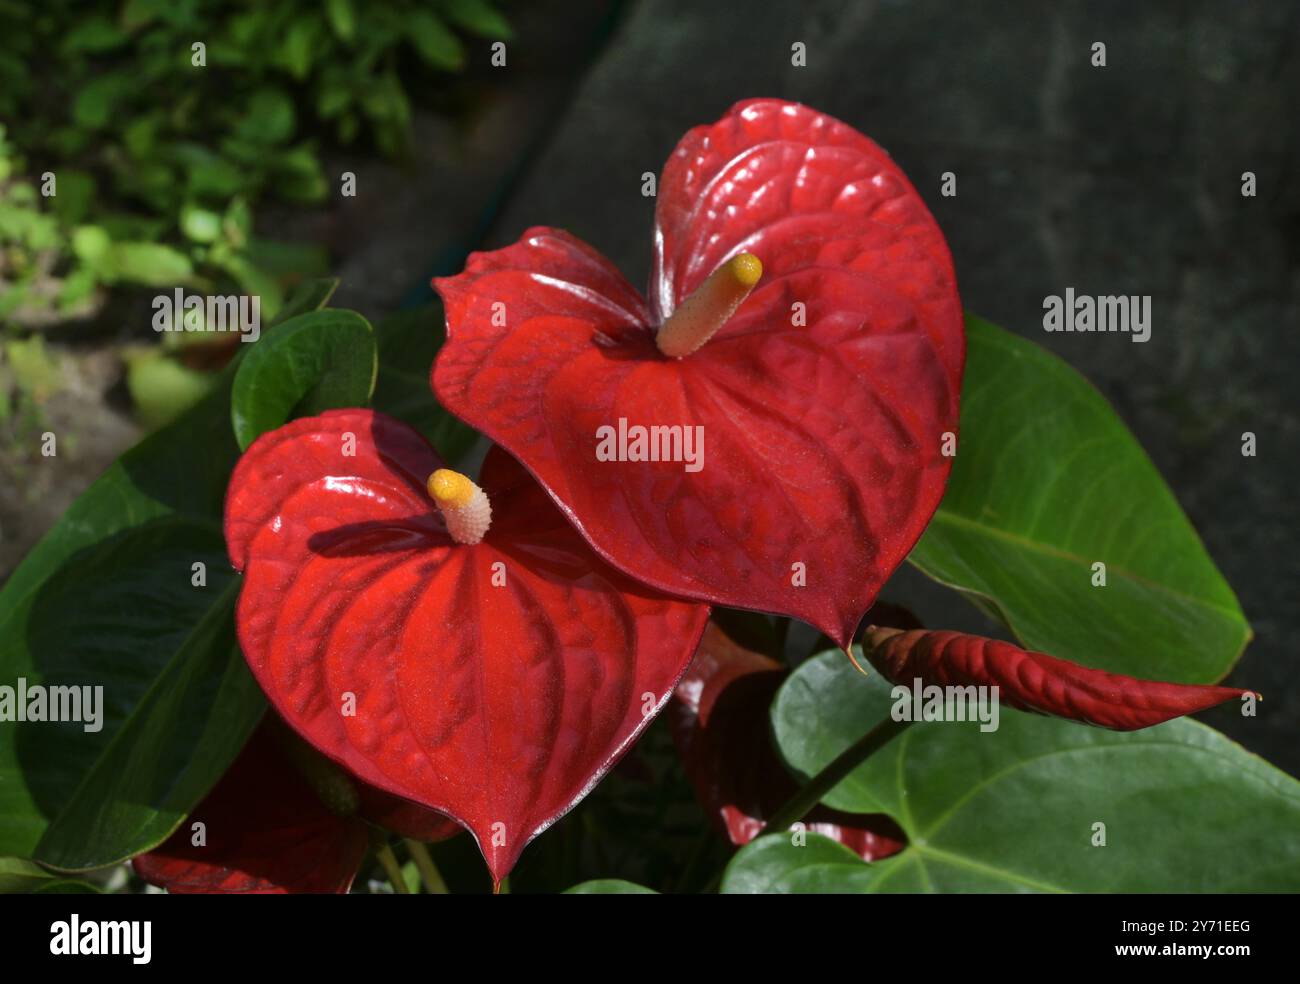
[218,99,1250,887]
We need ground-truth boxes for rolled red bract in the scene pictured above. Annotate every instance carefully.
[864,627,1252,731]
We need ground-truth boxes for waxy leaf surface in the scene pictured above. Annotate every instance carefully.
[864,627,1249,730]
[745,651,1300,892]
[671,622,904,859]
[909,315,1250,682]
[433,98,963,647]
[0,282,342,865]
[226,409,708,883]
[231,308,378,451]
[0,517,264,870]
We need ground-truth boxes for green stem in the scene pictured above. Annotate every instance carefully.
[374,843,411,895]
[763,716,912,833]
[404,839,448,894]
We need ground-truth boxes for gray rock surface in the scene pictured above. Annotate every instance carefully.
[480,0,1299,770]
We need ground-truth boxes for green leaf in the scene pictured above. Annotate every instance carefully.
[371,305,478,461]
[909,314,1249,683]
[721,834,875,894]
[180,205,222,243]
[71,74,133,128]
[60,15,129,54]
[49,170,95,225]
[0,281,336,867]
[277,20,319,80]
[214,254,284,318]
[222,197,253,249]
[58,267,99,311]
[745,650,1300,893]
[4,337,61,402]
[326,0,357,42]
[564,879,658,894]
[236,88,296,146]
[179,146,244,198]
[119,0,163,31]
[3,519,265,870]
[272,144,329,203]
[407,11,465,69]
[106,242,194,286]
[0,856,58,892]
[31,879,103,894]
[231,309,377,450]
[71,225,110,265]
[126,351,218,429]
[441,0,513,39]
[122,114,161,159]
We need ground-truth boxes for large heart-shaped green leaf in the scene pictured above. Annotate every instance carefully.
[231,309,377,450]
[0,381,257,865]
[0,284,342,866]
[729,651,1300,893]
[1,516,265,868]
[909,315,1249,683]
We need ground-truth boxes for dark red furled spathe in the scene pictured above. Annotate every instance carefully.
[864,627,1253,731]
[224,409,708,885]
[671,622,905,860]
[134,721,456,894]
[432,98,963,650]
[134,724,364,894]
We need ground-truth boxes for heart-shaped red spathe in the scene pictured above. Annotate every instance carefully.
[433,98,963,649]
[671,622,905,861]
[224,409,708,884]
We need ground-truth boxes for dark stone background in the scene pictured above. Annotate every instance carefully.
[476,1,1299,772]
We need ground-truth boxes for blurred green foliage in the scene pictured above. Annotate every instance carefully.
[0,0,511,329]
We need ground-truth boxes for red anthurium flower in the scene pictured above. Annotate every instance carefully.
[864,627,1254,731]
[224,409,708,885]
[671,621,905,861]
[133,720,457,894]
[432,98,963,651]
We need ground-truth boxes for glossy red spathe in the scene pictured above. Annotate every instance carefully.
[432,98,964,649]
[224,409,708,884]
